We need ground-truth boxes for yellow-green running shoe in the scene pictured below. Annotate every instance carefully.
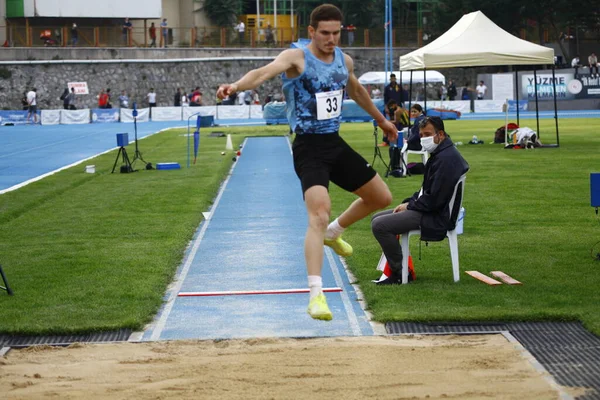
[307,293,333,321]
[324,236,353,257]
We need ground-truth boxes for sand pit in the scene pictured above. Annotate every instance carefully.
[0,334,568,399]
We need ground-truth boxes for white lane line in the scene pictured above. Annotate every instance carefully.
[148,137,243,341]
[325,248,362,336]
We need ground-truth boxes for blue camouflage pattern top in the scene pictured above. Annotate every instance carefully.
[282,46,348,134]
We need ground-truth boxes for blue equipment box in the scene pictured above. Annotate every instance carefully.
[592,173,600,207]
[156,162,181,170]
[200,116,214,127]
[116,133,129,147]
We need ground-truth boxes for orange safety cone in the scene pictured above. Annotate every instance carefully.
[373,253,415,282]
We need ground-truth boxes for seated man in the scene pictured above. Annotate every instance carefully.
[371,116,469,284]
[381,100,409,146]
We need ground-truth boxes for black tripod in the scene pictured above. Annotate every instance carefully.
[130,110,152,170]
[0,264,13,295]
[372,122,392,177]
[111,145,134,173]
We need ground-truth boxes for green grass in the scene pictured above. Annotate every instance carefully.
[1,119,599,336]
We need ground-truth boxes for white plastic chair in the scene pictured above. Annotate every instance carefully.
[400,174,467,284]
[400,133,429,176]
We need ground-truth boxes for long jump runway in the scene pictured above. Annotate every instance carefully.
[143,136,375,341]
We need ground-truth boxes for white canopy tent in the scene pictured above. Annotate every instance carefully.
[358,70,445,85]
[398,10,559,146]
[400,11,554,70]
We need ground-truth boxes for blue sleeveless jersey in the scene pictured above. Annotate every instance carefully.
[282,46,348,135]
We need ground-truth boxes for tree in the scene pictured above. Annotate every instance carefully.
[201,0,243,27]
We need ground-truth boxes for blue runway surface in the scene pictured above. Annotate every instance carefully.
[0,121,184,192]
[144,136,375,340]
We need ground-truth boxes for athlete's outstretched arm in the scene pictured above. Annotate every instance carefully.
[217,49,302,99]
[344,54,398,142]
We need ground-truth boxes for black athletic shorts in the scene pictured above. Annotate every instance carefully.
[292,133,377,194]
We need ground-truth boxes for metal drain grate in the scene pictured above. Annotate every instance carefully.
[386,321,600,399]
[0,329,132,348]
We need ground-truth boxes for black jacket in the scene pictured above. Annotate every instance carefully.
[384,83,402,106]
[405,137,469,241]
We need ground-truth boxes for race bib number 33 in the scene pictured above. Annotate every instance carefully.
[315,90,343,120]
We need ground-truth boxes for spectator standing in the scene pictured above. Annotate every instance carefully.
[105,88,113,108]
[235,20,245,45]
[447,80,457,100]
[475,80,487,100]
[589,52,598,77]
[98,89,108,108]
[346,23,356,46]
[71,23,78,46]
[147,88,157,108]
[265,23,274,46]
[122,18,132,46]
[118,90,129,108]
[26,88,38,124]
[401,84,409,105]
[190,87,203,106]
[571,55,581,75]
[384,73,402,108]
[66,87,76,110]
[60,88,70,109]
[149,22,157,48]
[161,19,168,48]
[371,87,382,99]
[439,84,447,100]
[181,91,189,107]
[21,91,29,110]
[174,88,181,106]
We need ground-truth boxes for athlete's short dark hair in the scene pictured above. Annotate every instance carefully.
[310,4,343,29]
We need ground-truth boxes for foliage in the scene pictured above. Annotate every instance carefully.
[202,0,242,27]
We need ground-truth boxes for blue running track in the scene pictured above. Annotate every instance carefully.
[143,136,375,340]
[0,121,184,193]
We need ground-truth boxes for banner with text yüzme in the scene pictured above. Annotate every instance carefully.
[521,73,600,101]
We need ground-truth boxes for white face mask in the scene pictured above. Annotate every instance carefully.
[420,135,439,152]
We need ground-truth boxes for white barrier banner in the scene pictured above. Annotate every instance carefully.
[250,105,263,119]
[215,105,251,120]
[120,108,150,123]
[474,100,507,113]
[182,106,216,121]
[60,109,90,124]
[424,100,471,113]
[151,107,183,121]
[41,109,61,125]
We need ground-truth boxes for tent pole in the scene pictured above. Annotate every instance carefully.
[409,71,413,127]
[515,68,520,126]
[551,66,560,146]
[423,67,427,112]
[533,68,540,139]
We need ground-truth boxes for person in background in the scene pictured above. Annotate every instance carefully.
[105,88,113,108]
[439,84,447,101]
[371,86,382,99]
[589,52,598,77]
[346,23,356,46]
[26,88,39,124]
[71,23,78,46]
[119,90,129,108]
[61,88,70,110]
[181,90,189,106]
[384,73,402,109]
[21,91,29,110]
[161,18,168,48]
[447,79,457,101]
[190,87,202,106]
[475,80,487,100]
[571,55,581,75]
[386,100,409,134]
[66,87,76,110]
[98,89,108,109]
[149,22,157,48]
[147,88,157,108]
[408,104,425,150]
[174,88,181,107]
[122,18,132,45]
[371,116,469,285]
[235,20,245,45]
